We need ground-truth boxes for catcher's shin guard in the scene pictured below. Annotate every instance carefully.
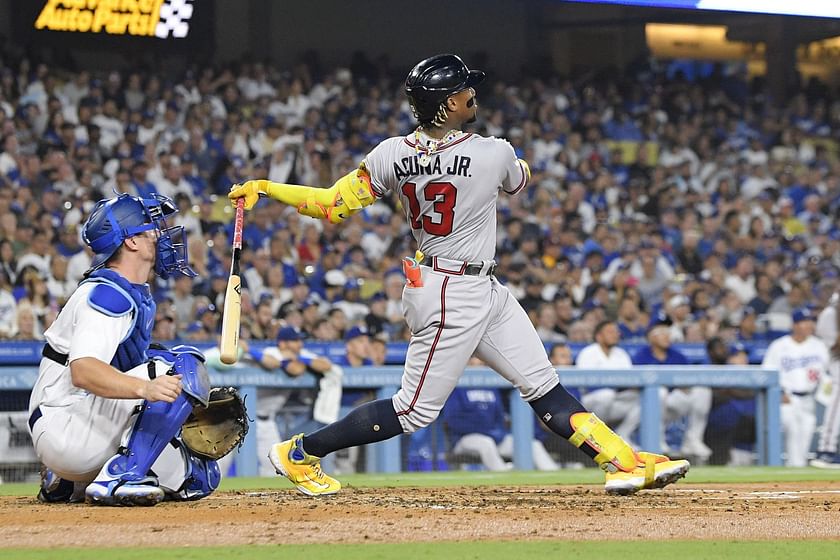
[174,451,220,501]
[149,437,221,501]
[85,394,194,506]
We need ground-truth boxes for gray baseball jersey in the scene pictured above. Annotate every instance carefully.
[362,131,557,433]
[364,132,528,262]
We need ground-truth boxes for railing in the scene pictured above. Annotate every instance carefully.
[0,365,782,474]
[0,340,771,366]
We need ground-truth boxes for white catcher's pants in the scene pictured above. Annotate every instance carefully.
[31,361,200,490]
[30,361,162,481]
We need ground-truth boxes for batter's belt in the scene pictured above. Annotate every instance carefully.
[419,256,496,277]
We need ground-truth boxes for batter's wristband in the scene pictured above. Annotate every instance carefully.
[248,347,264,363]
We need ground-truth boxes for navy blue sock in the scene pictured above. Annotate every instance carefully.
[529,383,598,461]
[302,398,404,458]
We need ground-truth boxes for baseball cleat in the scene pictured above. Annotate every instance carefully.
[604,452,690,496]
[269,433,341,496]
[85,477,165,506]
[37,466,77,503]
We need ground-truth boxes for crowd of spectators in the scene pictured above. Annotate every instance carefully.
[1,46,840,361]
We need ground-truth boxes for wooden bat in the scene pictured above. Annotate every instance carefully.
[219,197,245,364]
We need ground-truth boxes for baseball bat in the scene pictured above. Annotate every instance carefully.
[219,197,245,364]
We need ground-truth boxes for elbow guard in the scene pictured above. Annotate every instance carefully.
[265,165,376,224]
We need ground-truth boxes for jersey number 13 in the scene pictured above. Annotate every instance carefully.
[401,181,457,236]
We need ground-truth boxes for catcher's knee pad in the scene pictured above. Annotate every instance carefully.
[569,412,638,473]
[148,344,210,406]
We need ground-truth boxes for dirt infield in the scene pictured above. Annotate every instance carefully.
[2,481,840,547]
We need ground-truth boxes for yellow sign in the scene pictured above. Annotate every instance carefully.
[34,0,194,39]
[646,24,761,61]
[646,24,840,83]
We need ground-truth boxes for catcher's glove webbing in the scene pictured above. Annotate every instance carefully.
[181,387,249,460]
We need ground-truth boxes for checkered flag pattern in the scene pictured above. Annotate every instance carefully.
[155,0,194,39]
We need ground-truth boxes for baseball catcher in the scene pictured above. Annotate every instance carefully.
[28,193,244,506]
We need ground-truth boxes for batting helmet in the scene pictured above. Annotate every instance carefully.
[83,192,196,279]
[404,54,485,125]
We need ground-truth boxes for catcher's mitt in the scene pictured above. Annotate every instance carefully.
[181,387,249,460]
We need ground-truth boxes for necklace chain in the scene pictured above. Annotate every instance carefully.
[414,128,460,166]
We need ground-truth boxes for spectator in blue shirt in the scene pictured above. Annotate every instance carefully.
[442,386,559,471]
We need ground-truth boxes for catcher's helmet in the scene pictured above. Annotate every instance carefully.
[405,54,485,124]
[83,192,196,279]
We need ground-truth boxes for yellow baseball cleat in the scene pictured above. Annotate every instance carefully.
[604,452,690,496]
[269,433,341,496]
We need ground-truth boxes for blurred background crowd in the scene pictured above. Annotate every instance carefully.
[1,42,839,355]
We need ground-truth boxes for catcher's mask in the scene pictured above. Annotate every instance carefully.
[83,192,196,279]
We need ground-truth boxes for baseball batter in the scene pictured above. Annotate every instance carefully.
[28,193,220,506]
[762,307,829,467]
[229,54,689,496]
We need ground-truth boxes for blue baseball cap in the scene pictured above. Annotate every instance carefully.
[344,325,369,341]
[299,298,320,311]
[277,326,305,342]
[196,304,216,317]
[647,311,672,333]
[792,307,815,323]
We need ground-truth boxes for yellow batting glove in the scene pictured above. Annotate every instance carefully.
[228,180,268,210]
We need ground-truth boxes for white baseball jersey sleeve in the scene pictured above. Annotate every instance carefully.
[761,335,830,394]
[32,283,133,409]
[363,132,528,262]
